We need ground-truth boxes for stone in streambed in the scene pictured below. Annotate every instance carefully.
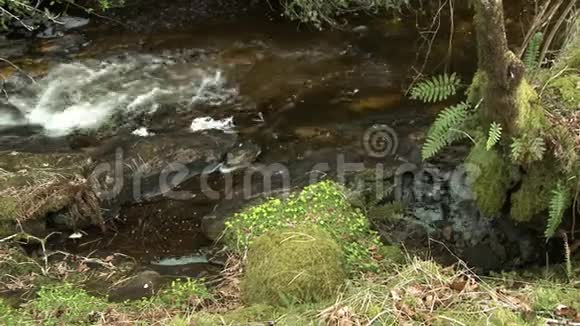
[90,131,237,206]
[108,270,162,302]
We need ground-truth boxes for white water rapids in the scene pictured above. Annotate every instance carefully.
[0,55,239,136]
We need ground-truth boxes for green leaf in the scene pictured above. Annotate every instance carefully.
[410,73,462,103]
[422,102,472,160]
[486,122,502,151]
[545,184,570,239]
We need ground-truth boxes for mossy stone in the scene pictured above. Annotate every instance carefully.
[466,143,512,217]
[242,225,347,306]
[510,163,558,222]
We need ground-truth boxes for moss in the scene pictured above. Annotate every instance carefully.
[241,225,347,306]
[225,180,383,272]
[467,70,487,105]
[510,163,558,222]
[516,79,545,134]
[466,142,512,217]
[546,74,580,112]
[367,201,406,223]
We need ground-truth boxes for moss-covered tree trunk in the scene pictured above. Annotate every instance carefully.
[473,0,525,135]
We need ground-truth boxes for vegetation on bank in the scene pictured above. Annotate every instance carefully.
[1,231,579,325]
[0,179,578,324]
[0,0,408,32]
[0,1,578,325]
[225,181,393,273]
[412,4,579,273]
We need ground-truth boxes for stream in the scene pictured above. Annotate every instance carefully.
[0,3,543,287]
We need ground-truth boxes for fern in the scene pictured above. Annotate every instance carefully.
[486,122,502,150]
[510,136,546,163]
[523,32,543,72]
[511,138,525,162]
[422,102,471,160]
[545,184,570,239]
[410,73,462,103]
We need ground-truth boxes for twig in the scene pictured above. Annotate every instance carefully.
[0,57,36,84]
[538,0,577,67]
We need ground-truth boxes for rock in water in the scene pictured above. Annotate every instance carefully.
[109,270,162,302]
[90,131,237,207]
[219,141,261,173]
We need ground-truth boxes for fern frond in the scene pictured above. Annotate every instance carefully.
[545,184,570,239]
[410,73,462,103]
[529,137,546,162]
[486,122,502,150]
[510,136,546,163]
[510,138,524,162]
[422,102,472,160]
[523,32,543,72]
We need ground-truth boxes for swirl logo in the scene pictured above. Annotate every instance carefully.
[363,124,399,158]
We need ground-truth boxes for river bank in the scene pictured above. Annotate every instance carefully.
[0,0,579,324]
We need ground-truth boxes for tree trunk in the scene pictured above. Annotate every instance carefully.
[473,0,525,135]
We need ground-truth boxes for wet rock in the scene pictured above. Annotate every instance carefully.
[0,102,26,126]
[219,140,261,173]
[36,25,64,39]
[35,32,88,54]
[35,16,89,39]
[109,270,162,302]
[0,38,29,59]
[370,164,544,271]
[60,16,91,30]
[201,215,226,241]
[90,131,238,207]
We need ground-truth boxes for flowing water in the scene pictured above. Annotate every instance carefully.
[0,6,532,279]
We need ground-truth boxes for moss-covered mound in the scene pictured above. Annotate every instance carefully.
[241,225,347,306]
[225,180,385,272]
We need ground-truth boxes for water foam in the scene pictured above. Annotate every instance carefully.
[3,56,238,137]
